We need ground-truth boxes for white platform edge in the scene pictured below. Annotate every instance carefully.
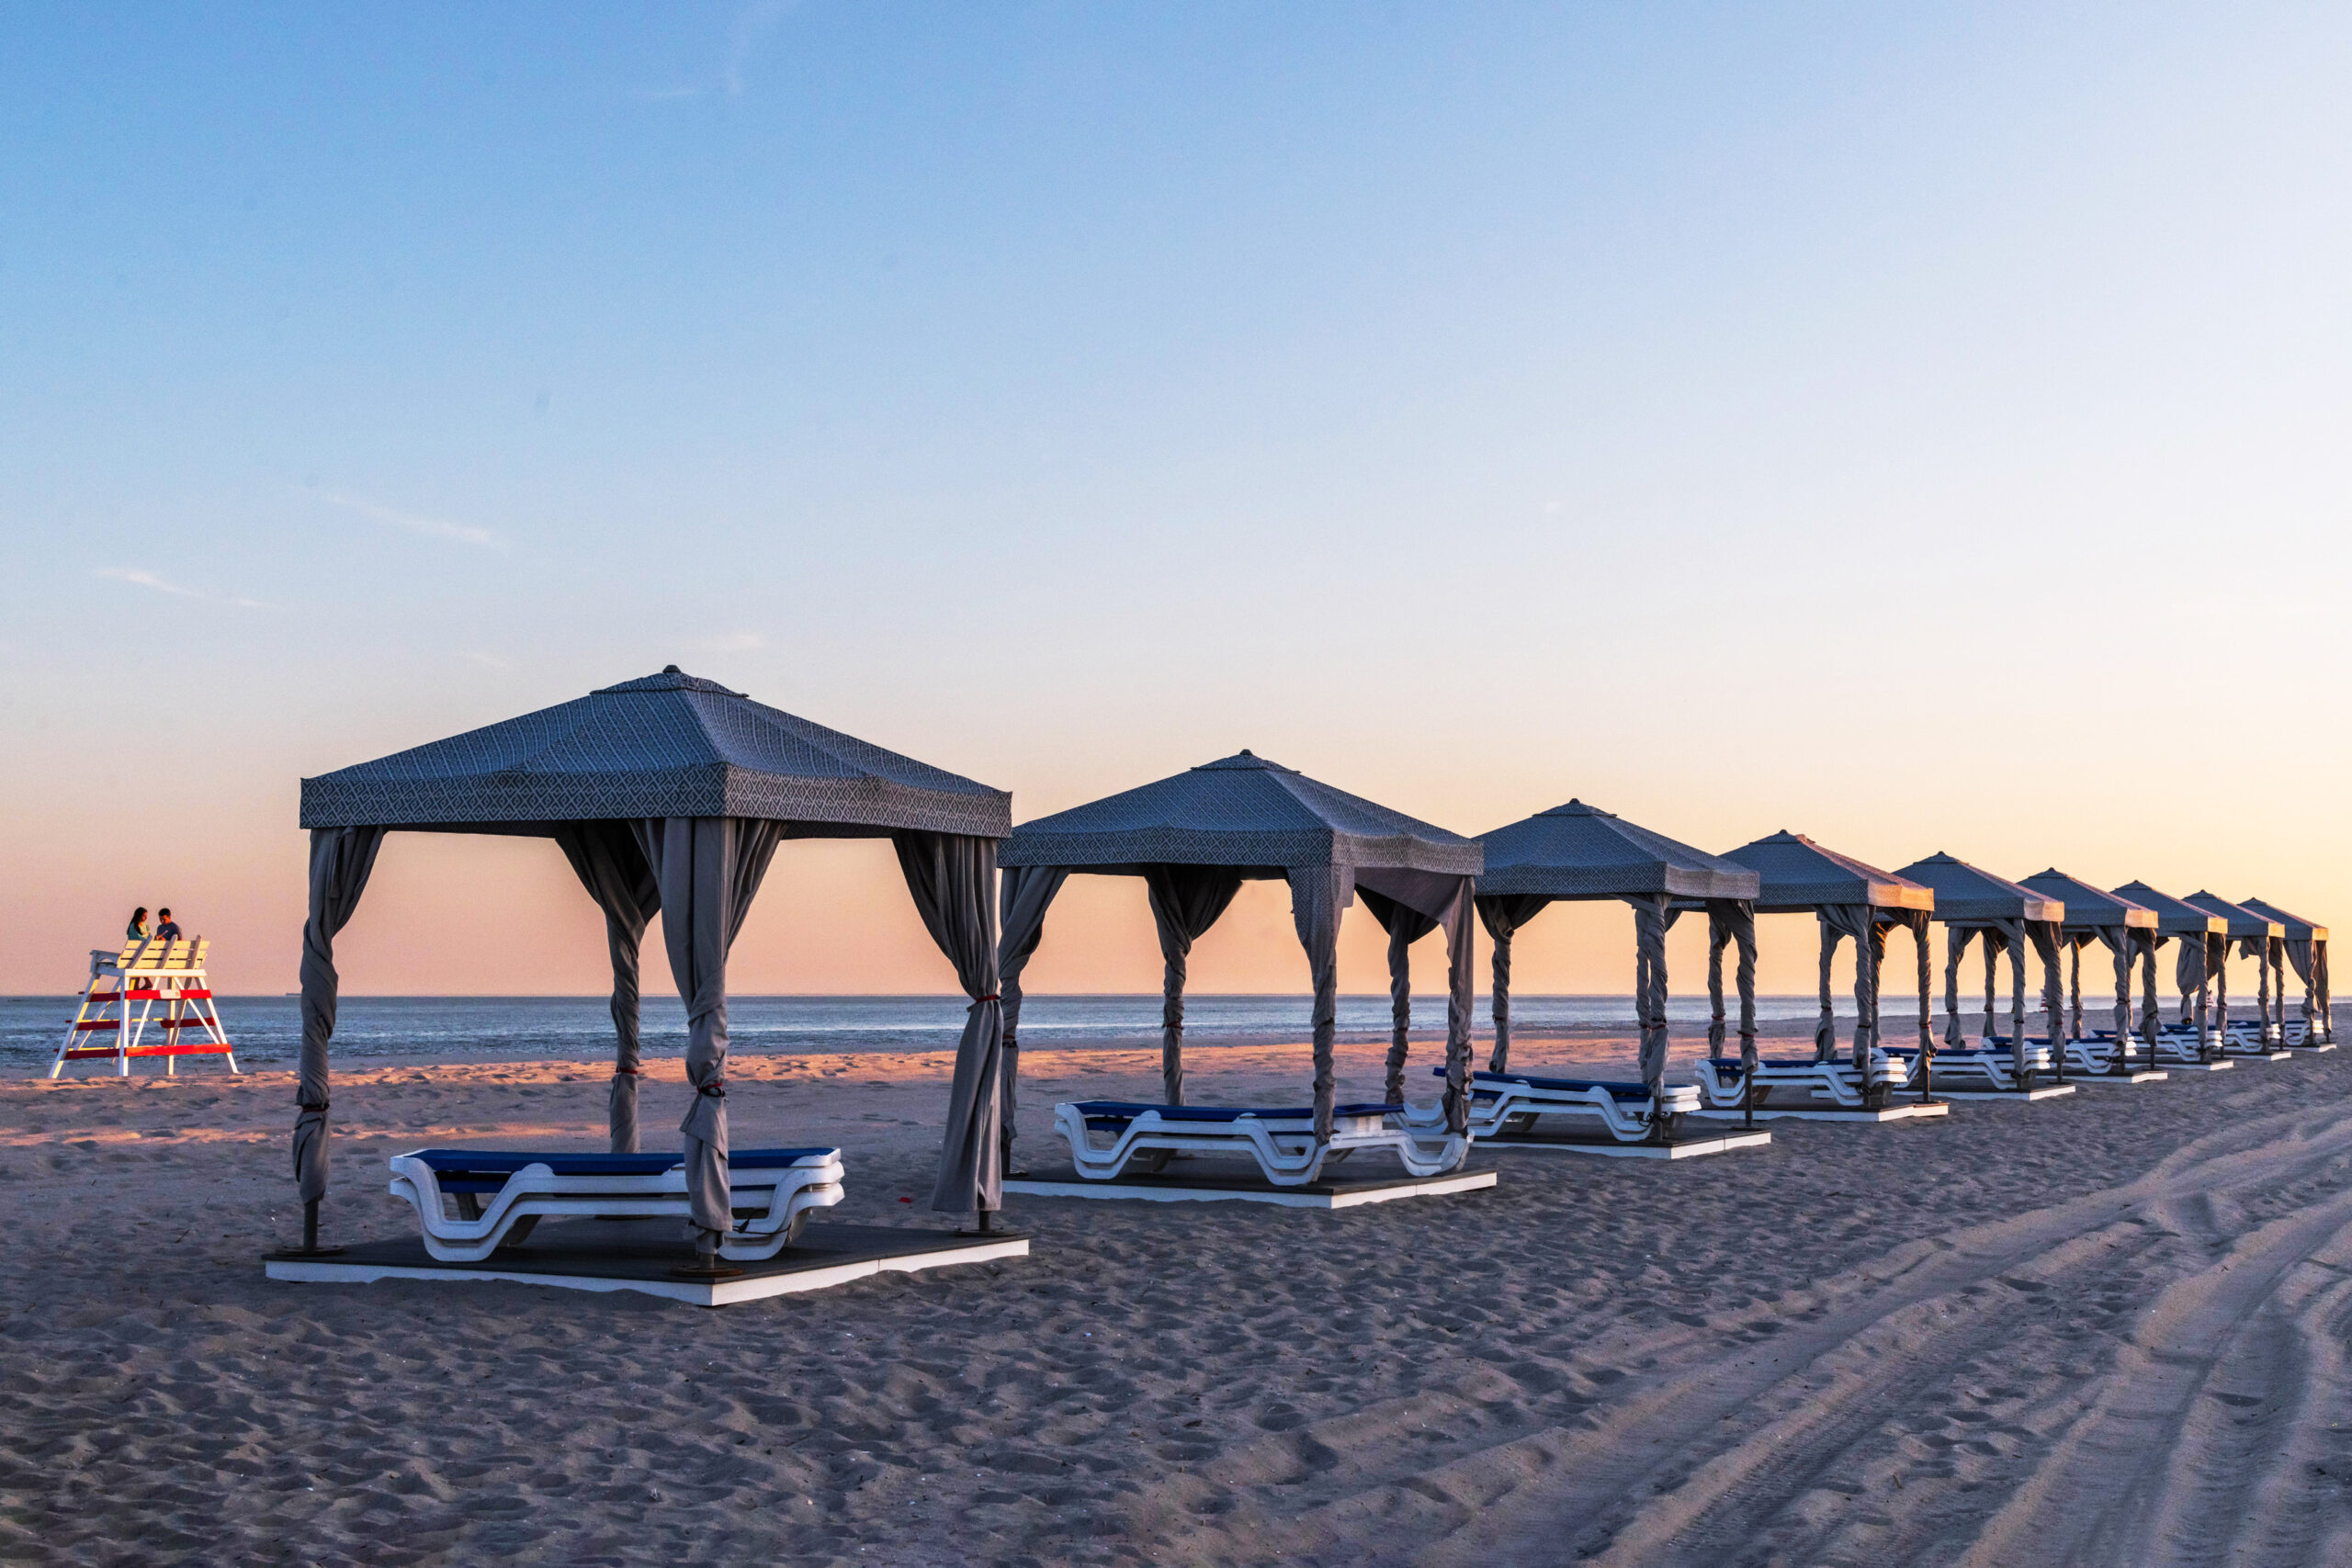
[1690,1102,1949,1123]
[1932,1085,2079,1101]
[1478,1130,1773,1159]
[1001,1169,1498,1209]
[2156,1060,2236,1072]
[2285,1043,2339,1054]
[265,1236,1031,1308]
[2064,1071,2170,1085]
[2221,1052,2294,1064]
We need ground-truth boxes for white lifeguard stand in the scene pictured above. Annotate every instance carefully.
[53,937,238,1077]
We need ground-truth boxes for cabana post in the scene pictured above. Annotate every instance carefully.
[287,668,1013,1260]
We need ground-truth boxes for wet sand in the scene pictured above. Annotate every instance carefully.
[2,1024,2349,1565]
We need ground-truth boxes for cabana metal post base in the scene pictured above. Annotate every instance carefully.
[268,1197,348,1259]
[266,1220,1026,1307]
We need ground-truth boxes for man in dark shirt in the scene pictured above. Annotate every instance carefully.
[155,908,183,942]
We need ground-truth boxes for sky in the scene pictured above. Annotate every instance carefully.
[5,3,2350,1003]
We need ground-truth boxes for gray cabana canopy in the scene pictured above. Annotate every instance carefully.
[2239,897,2333,1043]
[995,751,1482,1149]
[2186,892,2286,1049]
[292,667,1015,1254]
[1720,831,1936,1073]
[2017,870,2158,1063]
[1476,801,1760,1095]
[1895,854,2065,1080]
[2112,882,2229,1060]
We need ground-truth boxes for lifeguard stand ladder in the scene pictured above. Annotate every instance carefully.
[53,938,238,1077]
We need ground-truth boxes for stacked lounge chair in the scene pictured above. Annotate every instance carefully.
[388,1146,845,1261]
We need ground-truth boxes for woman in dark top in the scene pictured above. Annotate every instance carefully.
[126,907,149,942]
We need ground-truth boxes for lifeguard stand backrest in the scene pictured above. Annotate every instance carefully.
[159,940,198,970]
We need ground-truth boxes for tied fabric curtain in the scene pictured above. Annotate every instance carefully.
[1817,905,1877,1067]
[2174,933,2212,1055]
[2091,925,2132,1054]
[1287,865,1353,1143]
[1142,865,1245,1105]
[1942,926,1973,1049]
[631,817,785,1250]
[2284,932,2321,1043]
[993,864,1069,1176]
[893,832,1005,1217]
[555,823,661,1154]
[2141,933,2165,1061]
[1356,868,1475,1131]
[1703,899,1759,1074]
[1631,894,1674,1095]
[1476,894,1552,1073]
[295,826,387,1213]
[2027,921,2065,1078]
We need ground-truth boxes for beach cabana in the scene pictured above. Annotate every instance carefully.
[1719,832,1936,1078]
[1476,801,1760,1099]
[2015,870,2161,1076]
[2238,897,2334,1046]
[288,667,1014,1262]
[2111,882,2230,1066]
[2184,893,2286,1055]
[993,750,1482,1193]
[1894,854,2066,1085]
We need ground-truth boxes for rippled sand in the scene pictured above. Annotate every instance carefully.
[3,1025,2348,1565]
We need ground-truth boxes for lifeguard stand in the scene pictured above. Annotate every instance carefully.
[53,937,238,1077]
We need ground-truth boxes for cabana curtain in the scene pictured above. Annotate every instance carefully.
[554,822,661,1153]
[295,826,387,1223]
[1476,894,1553,1073]
[631,816,786,1246]
[1353,866,1476,1130]
[894,832,1007,1216]
[994,865,1069,1172]
[1815,905,1878,1066]
[1143,865,1245,1105]
[1701,899,1759,1072]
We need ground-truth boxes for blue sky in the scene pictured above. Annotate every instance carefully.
[6,4,2350,994]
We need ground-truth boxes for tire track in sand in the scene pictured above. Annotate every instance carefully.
[1132,1100,2352,1566]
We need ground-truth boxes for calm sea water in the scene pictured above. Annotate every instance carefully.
[0,992,1849,1070]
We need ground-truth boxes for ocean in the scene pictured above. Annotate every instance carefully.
[0,992,1857,1071]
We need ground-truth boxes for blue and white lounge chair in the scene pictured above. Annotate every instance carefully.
[1051,1101,1467,1187]
[1882,1038,2054,1092]
[1692,1053,1905,1111]
[2213,1020,2291,1058]
[1401,1066,1702,1144]
[388,1146,845,1263]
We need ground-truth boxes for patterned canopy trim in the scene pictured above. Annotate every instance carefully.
[1720,830,1934,913]
[2110,882,2229,936]
[1476,799,1760,900]
[2017,868,2159,931]
[2182,891,2285,941]
[300,668,1012,836]
[1894,852,2065,926]
[1001,751,1483,874]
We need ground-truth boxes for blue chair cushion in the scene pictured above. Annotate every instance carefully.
[1464,1069,1651,1102]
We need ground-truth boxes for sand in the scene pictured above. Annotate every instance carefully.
[2,1024,2349,1566]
